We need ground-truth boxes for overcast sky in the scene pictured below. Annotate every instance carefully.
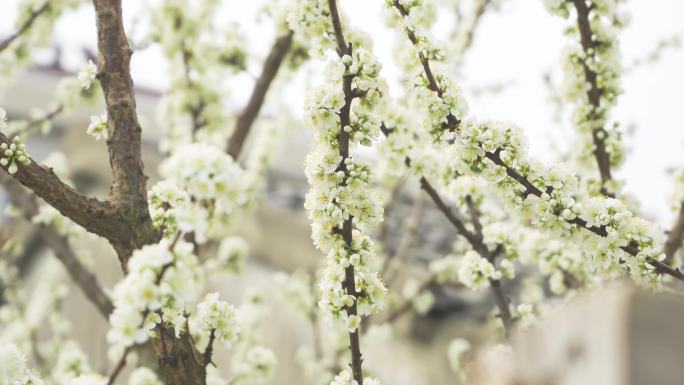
[1,0,683,226]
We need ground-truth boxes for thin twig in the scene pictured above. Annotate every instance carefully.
[202,329,217,367]
[0,173,114,317]
[570,0,614,196]
[0,2,50,53]
[227,31,294,159]
[326,0,365,382]
[7,103,65,138]
[106,348,130,385]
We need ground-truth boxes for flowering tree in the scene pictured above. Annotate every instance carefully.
[0,0,683,385]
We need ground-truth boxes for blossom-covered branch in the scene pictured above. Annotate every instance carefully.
[547,0,625,197]
[386,0,683,286]
[290,0,388,383]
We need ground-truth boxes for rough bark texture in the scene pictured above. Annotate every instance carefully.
[90,2,207,383]
[226,31,293,159]
[152,326,207,385]
[92,0,158,262]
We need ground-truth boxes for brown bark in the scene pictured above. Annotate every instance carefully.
[0,173,114,317]
[0,133,122,241]
[91,2,205,383]
[226,31,294,159]
[92,0,157,262]
[327,0,365,382]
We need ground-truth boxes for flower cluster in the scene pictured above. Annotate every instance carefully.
[456,250,502,291]
[298,4,389,326]
[150,0,245,152]
[148,180,209,242]
[86,112,108,141]
[383,1,468,140]
[160,142,246,215]
[452,120,663,285]
[547,0,626,192]
[78,60,97,90]
[0,344,43,385]
[192,292,240,348]
[1,136,30,174]
[107,239,202,350]
[51,341,91,385]
[286,0,336,54]
[385,0,666,286]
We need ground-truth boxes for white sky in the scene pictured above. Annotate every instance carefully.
[1,0,683,227]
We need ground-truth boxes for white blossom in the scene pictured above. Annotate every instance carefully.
[78,60,97,90]
[86,112,108,141]
[0,344,43,385]
[0,107,7,131]
[193,292,240,348]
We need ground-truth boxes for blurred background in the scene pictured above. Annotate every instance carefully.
[1,0,683,384]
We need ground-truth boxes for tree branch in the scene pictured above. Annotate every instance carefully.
[570,0,614,196]
[0,2,50,53]
[92,0,157,260]
[7,103,64,138]
[92,0,151,212]
[0,133,119,240]
[664,203,684,264]
[202,329,217,367]
[226,31,294,159]
[484,150,684,282]
[326,0,365,382]
[388,0,684,284]
[0,173,114,317]
[106,347,130,385]
[420,177,514,333]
